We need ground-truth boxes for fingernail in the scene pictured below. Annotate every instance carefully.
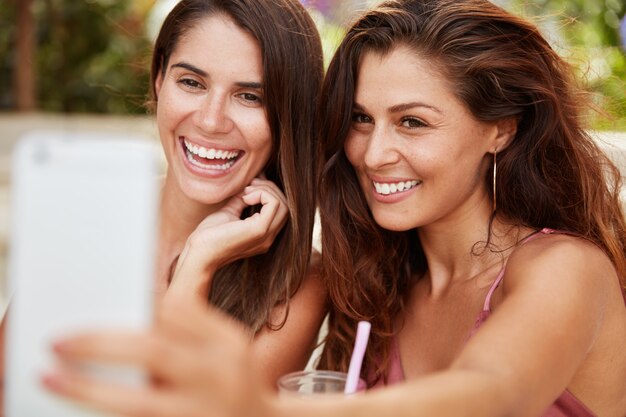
[52,339,72,355]
[41,372,68,393]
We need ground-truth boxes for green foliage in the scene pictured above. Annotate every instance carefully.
[0,0,152,114]
[509,0,626,129]
[0,3,17,109]
[1,0,623,121]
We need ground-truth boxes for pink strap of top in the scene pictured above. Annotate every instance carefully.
[473,228,597,417]
[482,228,556,311]
[374,228,597,417]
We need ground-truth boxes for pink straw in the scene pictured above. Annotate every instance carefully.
[344,321,371,394]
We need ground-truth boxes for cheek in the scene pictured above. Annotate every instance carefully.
[248,122,272,156]
[256,138,273,167]
[343,136,364,169]
[155,104,172,148]
[243,120,273,174]
[155,91,184,131]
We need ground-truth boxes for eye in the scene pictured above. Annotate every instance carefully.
[400,117,427,128]
[238,92,263,105]
[177,78,204,90]
[352,112,373,124]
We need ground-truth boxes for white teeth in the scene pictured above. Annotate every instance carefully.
[183,139,239,160]
[185,148,236,170]
[373,180,420,195]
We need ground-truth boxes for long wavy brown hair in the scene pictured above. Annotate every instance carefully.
[151,0,324,333]
[317,0,626,384]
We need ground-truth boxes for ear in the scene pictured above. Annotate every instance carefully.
[154,71,164,98]
[491,117,518,153]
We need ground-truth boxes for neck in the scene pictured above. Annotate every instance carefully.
[417,198,523,298]
[159,173,218,245]
[155,170,222,291]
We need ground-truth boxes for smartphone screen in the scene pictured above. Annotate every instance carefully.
[4,131,160,417]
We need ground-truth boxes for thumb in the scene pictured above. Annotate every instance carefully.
[221,192,250,217]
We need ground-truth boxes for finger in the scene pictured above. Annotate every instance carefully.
[240,188,289,255]
[241,190,281,236]
[195,194,248,230]
[242,190,280,215]
[247,180,287,206]
[51,331,204,384]
[41,369,202,417]
[219,192,249,217]
[244,188,289,232]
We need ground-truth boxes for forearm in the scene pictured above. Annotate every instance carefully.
[272,369,515,417]
[165,243,218,301]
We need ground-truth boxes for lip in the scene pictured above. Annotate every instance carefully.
[178,136,244,178]
[368,175,421,203]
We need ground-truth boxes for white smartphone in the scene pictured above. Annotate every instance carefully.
[4,131,161,417]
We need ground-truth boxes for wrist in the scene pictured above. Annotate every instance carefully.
[180,236,224,273]
[169,250,217,300]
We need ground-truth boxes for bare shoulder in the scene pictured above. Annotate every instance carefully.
[460,232,626,416]
[269,249,326,323]
[252,250,327,386]
[503,232,617,310]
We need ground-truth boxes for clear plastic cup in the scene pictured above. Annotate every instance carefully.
[277,370,366,397]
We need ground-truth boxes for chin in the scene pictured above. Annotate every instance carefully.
[180,182,234,206]
[371,213,416,232]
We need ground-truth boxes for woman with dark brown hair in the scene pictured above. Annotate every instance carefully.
[144,1,327,373]
[146,0,327,388]
[0,0,327,397]
[311,0,626,414]
[41,0,626,416]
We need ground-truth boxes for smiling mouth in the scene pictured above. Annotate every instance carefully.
[181,137,242,170]
[373,179,421,195]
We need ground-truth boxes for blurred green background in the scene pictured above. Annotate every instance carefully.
[0,0,624,129]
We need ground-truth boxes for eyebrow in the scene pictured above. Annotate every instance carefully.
[170,62,263,89]
[353,101,441,114]
[171,62,207,77]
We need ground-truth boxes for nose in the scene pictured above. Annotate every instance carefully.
[362,125,400,169]
[194,91,234,134]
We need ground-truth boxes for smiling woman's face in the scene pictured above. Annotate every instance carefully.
[155,14,272,206]
[344,46,498,232]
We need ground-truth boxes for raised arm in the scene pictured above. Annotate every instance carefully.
[41,236,622,417]
[276,234,621,417]
[162,177,326,389]
[165,178,288,301]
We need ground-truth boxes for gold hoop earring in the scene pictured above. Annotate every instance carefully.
[492,149,497,213]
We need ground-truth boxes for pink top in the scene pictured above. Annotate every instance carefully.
[371,228,597,417]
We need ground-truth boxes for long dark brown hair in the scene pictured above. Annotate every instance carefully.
[152,0,324,333]
[317,0,626,384]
